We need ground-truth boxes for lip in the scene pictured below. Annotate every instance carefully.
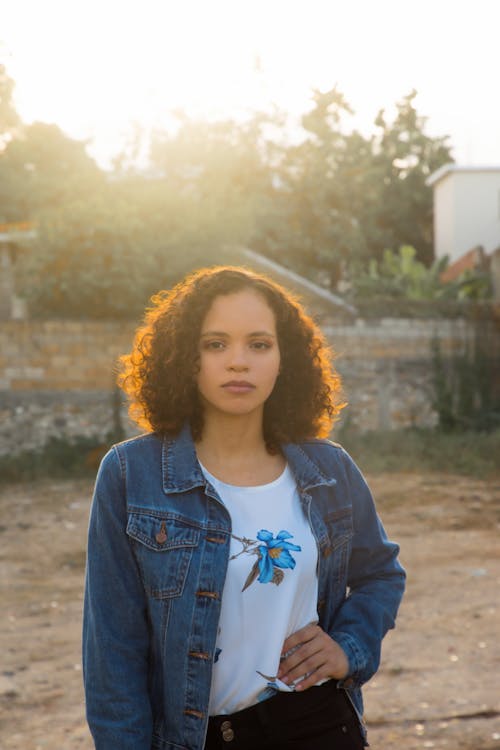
[221,380,255,393]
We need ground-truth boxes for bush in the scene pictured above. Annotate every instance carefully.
[349,246,492,309]
[337,427,500,478]
[0,436,110,484]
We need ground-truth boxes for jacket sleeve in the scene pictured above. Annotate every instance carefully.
[82,447,153,749]
[330,449,406,689]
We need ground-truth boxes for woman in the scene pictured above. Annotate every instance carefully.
[83,266,405,750]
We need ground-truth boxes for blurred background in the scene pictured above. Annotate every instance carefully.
[0,5,499,747]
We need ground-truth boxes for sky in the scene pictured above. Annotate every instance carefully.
[2,0,500,169]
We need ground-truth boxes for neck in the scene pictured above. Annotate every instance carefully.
[195,412,287,486]
[196,411,268,463]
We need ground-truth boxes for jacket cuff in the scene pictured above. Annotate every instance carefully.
[332,631,369,689]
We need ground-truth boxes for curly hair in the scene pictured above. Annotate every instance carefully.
[118,266,345,449]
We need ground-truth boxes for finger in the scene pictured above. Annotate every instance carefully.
[295,666,332,692]
[281,635,331,678]
[280,653,327,685]
[278,639,323,679]
[281,623,319,655]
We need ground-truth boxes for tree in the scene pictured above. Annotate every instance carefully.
[0,64,21,146]
[15,169,245,319]
[150,112,275,252]
[254,87,372,288]
[364,90,453,265]
[254,89,454,289]
[15,191,165,318]
[0,121,104,222]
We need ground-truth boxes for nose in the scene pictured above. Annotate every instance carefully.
[227,345,249,372]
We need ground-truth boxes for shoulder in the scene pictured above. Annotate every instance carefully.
[114,432,161,449]
[297,438,367,486]
[97,432,162,478]
[298,437,348,466]
[299,437,344,453]
[112,432,162,462]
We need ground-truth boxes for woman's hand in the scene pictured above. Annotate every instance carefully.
[277,623,349,691]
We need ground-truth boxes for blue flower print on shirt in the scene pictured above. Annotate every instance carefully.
[231,529,301,591]
[256,530,301,584]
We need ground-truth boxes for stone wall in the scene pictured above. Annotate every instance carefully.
[0,321,135,456]
[323,317,475,433]
[0,317,494,456]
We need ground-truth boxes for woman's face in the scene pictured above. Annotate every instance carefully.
[196,289,281,421]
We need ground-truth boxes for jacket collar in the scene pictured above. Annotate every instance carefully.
[162,423,336,494]
[162,423,205,494]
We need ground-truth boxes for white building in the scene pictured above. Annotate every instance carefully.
[427,165,500,262]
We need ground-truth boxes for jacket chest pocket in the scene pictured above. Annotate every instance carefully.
[126,513,200,599]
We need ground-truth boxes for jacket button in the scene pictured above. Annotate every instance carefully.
[221,720,234,741]
[343,677,355,688]
[155,521,167,544]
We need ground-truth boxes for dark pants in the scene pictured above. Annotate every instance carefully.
[205,680,366,749]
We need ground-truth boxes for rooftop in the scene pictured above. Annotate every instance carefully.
[426,163,500,187]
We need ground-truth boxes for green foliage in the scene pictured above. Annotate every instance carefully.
[255,87,371,287]
[255,89,453,287]
[0,435,107,484]
[351,245,448,300]
[366,90,452,265]
[10,107,268,317]
[15,194,161,318]
[0,122,103,222]
[449,268,493,300]
[431,323,500,432]
[350,245,491,317]
[1,62,459,316]
[149,112,275,249]
[3,428,499,482]
[0,64,21,143]
[337,427,500,478]
[15,185,243,318]
[0,388,126,484]
[349,246,492,307]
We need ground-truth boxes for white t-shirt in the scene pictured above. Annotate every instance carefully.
[199,462,320,715]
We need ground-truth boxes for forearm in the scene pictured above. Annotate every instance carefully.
[330,450,406,687]
[330,547,406,686]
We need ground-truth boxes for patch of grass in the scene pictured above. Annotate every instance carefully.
[336,427,500,478]
[0,435,113,484]
[2,428,499,483]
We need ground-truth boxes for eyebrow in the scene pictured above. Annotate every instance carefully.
[200,330,276,338]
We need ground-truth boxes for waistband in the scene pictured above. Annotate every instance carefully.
[207,680,355,745]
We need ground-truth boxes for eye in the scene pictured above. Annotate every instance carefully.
[250,341,272,350]
[202,340,226,351]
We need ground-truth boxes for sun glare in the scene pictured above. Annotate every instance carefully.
[2,0,500,166]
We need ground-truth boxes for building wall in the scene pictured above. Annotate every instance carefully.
[434,170,500,261]
[433,174,455,260]
[0,317,489,457]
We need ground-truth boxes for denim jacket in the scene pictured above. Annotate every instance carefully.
[83,425,405,749]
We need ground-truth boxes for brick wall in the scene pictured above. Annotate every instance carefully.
[0,317,492,456]
[323,318,474,432]
[0,321,134,391]
[0,321,136,456]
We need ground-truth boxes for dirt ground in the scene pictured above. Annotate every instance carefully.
[0,472,499,749]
